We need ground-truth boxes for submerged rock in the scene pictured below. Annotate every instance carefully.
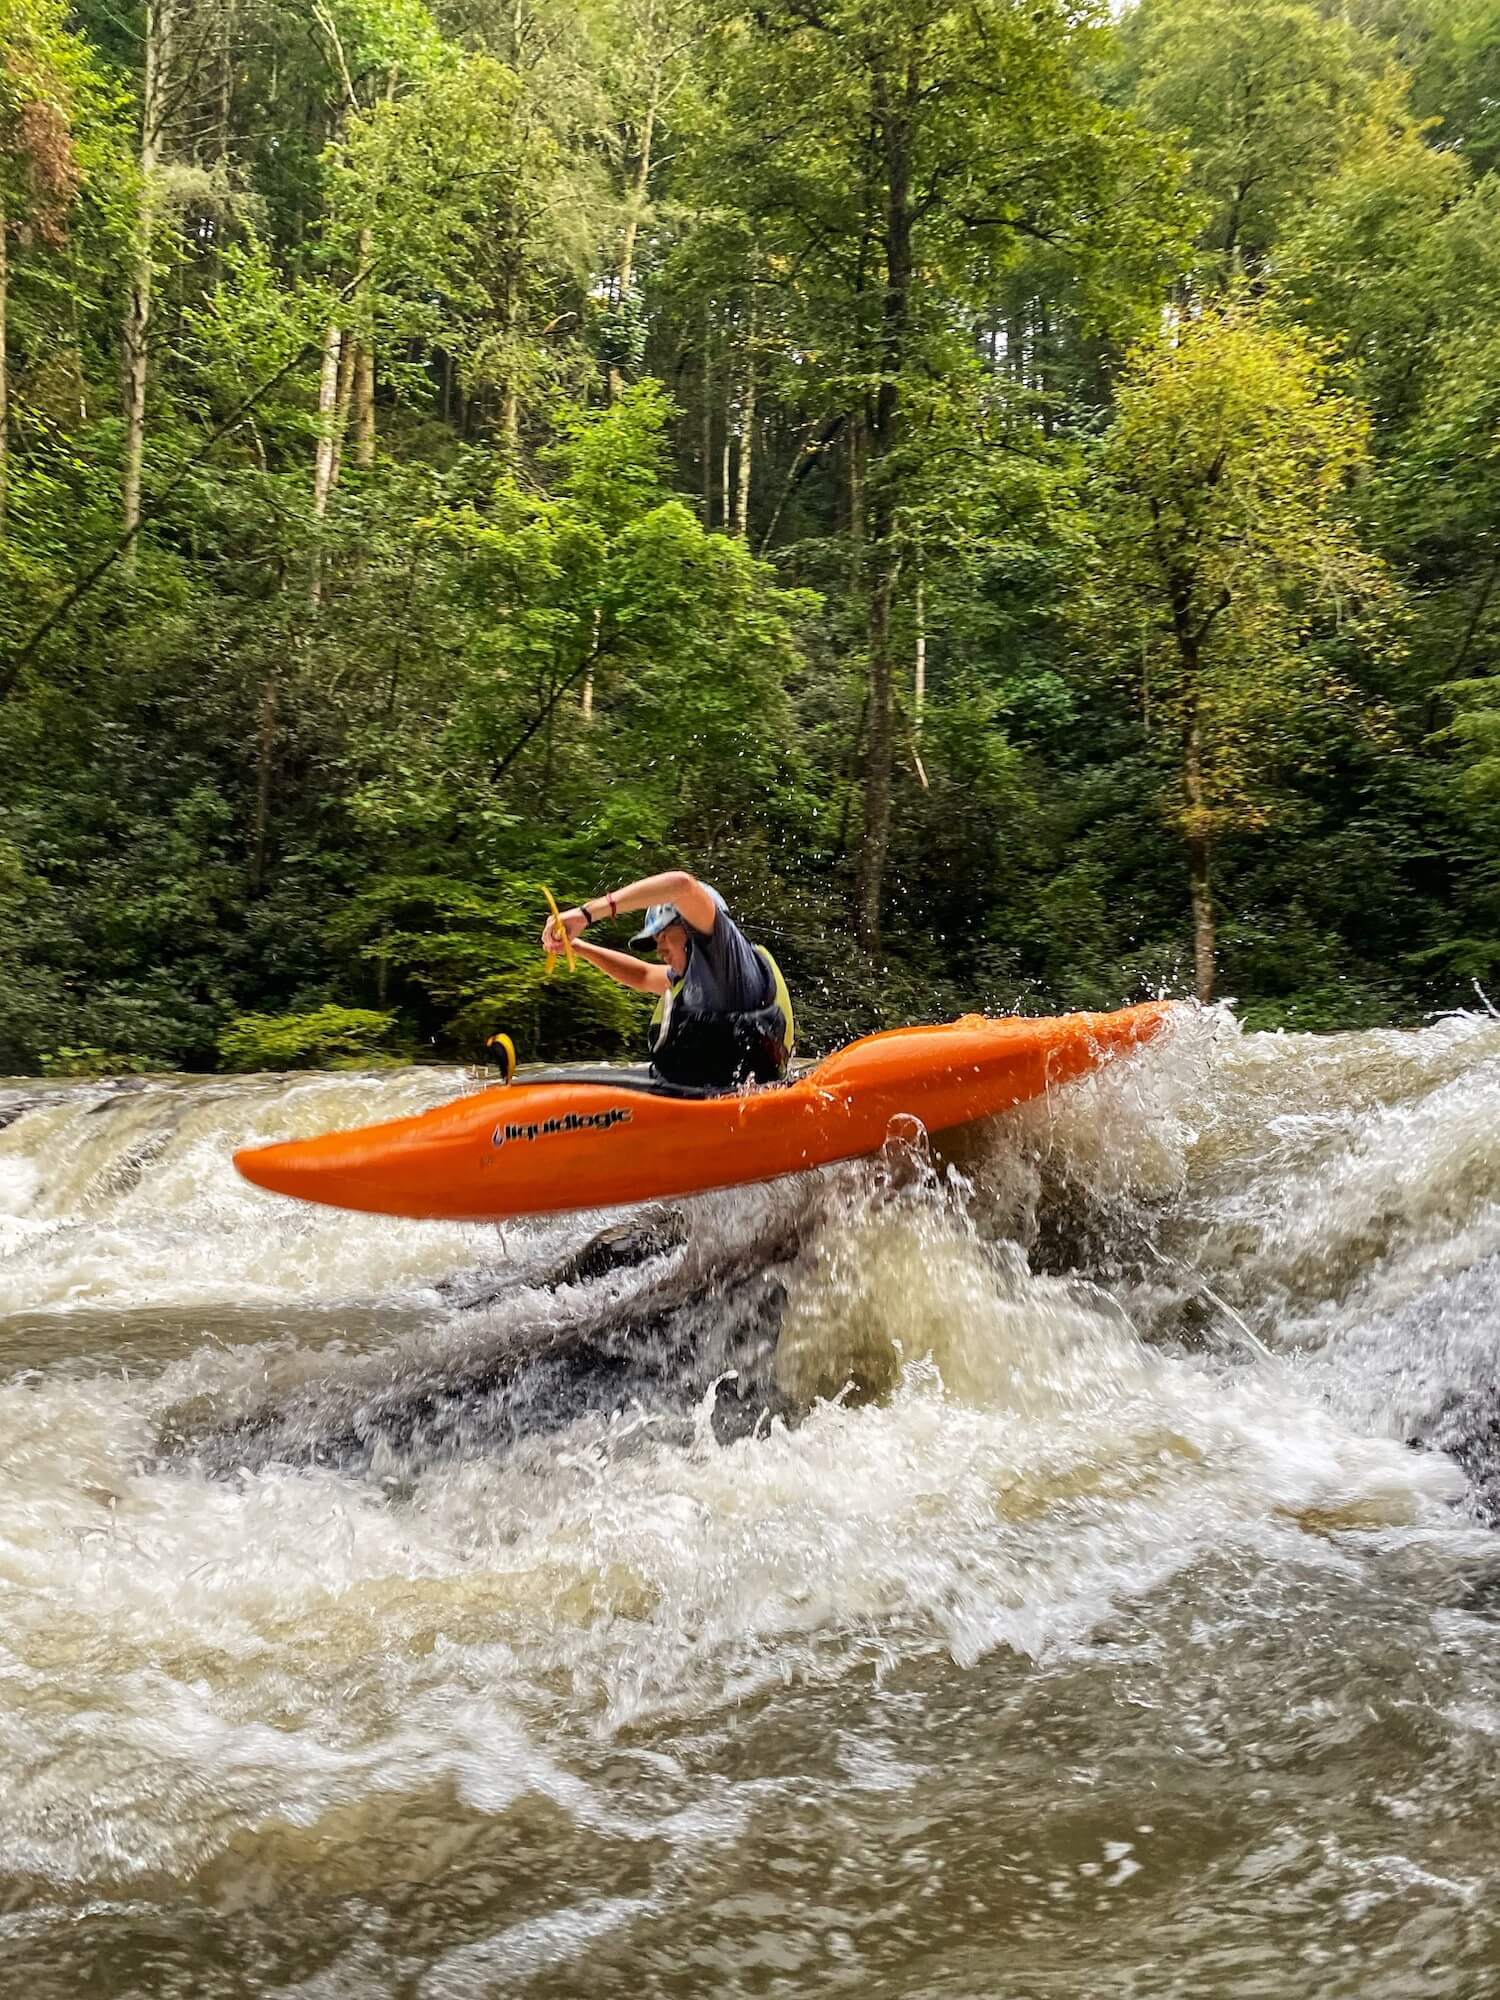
[161,1210,800,1479]
[1419,1398,1500,1529]
[434,1209,689,1308]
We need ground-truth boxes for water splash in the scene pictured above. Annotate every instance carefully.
[0,1016,1497,1954]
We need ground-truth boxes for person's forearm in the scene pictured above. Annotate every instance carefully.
[576,871,691,922]
[573,940,662,992]
[576,870,715,933]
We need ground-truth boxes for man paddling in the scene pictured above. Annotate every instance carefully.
[542,871,795,1090]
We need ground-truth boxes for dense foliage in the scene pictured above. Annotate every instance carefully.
[0,0,1495,1072]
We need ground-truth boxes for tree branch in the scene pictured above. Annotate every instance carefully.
[0,259,378,697]
[489,633,619,783]
[1194,586,1233,647]
[757,413,849,554]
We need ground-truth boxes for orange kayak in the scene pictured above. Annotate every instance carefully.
[233,1003,1172,1223]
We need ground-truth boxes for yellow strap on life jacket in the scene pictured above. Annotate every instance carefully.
[648,975,684,1046]
[755,945,796,1061]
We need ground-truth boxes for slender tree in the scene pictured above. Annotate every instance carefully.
[1090,300,1393,1000]
[120,0,168,553]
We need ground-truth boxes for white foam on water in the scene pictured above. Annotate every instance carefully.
[968,1007,1500,1432]
[0,1070,550,1312]
[0,1176,1466,1893]
[0,1016,1496,1904]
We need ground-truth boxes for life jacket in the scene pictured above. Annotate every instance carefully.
[649,945,796,1071]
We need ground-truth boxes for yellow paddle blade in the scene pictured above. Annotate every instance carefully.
[541,884,576,976]
[484,1032,517,1083]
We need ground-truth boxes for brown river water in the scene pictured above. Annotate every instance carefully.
[2,1006,1499,1998]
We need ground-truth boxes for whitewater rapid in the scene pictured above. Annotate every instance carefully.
[3,1007,1499,1998]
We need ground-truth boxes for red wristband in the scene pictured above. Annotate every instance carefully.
[607,891,618,920]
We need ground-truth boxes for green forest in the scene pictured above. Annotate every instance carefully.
[1,0,1497,1074]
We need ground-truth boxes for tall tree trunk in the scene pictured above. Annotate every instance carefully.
[582,606,599,722]
[1169,565,1217,1001]
[354,338,376,465]
[846,411,865,581]
[122,0,170,560]
[854,63,916,956]
[1184,706,1215,1002]
[312,322,344,508]
[310,321,344,608]
[353,226,376,465]
[217,0,234,166]
[0,185,8,540]
[858,550,898,952]
[701,308,714,525]
[733,293,757,540]
[328,329,356,489]
[721,425,731,532]
[609,72,658,402]
[498,266,519,452]
[251,669,279,894]
[70,290,87,425]
[914,558,926,727]
[616,90,655,299]
[837,414,868,860]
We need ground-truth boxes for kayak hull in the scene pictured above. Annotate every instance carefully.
[233,1003,1173,1223]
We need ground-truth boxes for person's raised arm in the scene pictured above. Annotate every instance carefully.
[542,869,719,947]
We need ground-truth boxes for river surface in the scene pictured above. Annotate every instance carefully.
[2,1008,1499,1998]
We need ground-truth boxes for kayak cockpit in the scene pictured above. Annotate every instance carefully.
[513,1064,801,1102]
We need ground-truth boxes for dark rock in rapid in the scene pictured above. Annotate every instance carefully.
[1443,1414,1500,1529]
[85,1078,156,1112]
[545,1211,690,1288]
[434,1208,689,1306]
[160,1209,801,1480]
[1374,1254,1500,1526]
[0,1088,45,1133]
[1417,1393,1500,1529]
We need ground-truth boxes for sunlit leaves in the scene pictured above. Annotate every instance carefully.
[1126,0,1406,274]
[1090,295,1396,840]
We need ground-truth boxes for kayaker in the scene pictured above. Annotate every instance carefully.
[541,871,795,1090]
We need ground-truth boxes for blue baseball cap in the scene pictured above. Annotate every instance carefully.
[630,885,725,949]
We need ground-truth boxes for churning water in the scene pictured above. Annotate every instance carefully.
[2,1008,1499,1998]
